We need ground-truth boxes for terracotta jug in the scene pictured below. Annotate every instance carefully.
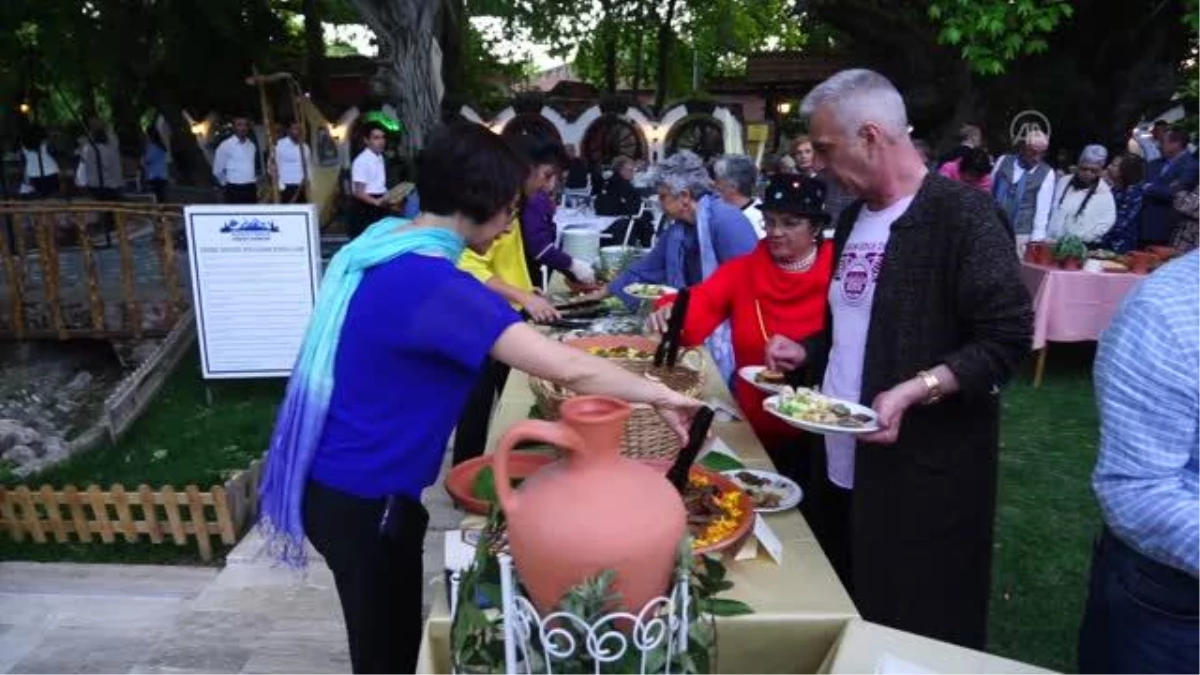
[493,395,686,614]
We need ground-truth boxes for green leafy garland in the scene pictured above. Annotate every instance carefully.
[451,509,752,674]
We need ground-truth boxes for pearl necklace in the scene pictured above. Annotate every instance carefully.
[775,247,818,273]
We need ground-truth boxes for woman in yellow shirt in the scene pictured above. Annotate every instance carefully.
[452,158,561,465]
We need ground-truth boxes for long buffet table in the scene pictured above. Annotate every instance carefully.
[415,349,1055,673]
[416,353,860,674]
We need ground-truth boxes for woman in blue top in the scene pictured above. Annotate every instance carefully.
[141,125,170,203]
[608,150,758,382]
[258,122,700,674]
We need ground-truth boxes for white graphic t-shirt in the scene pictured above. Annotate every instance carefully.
[822,195,916,488]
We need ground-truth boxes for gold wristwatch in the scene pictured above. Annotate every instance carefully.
[917,370,943,405]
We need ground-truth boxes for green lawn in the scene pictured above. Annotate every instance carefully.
[0,352,283,565]
[0,345,1101,671]
[989,343,1101,673]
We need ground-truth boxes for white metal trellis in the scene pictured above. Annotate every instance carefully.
[450,555,690,674]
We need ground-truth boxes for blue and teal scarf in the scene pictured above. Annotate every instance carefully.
[257,217,466,567]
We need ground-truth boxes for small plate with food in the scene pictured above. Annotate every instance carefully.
[721,469,802,513]
[763,387,881,435]
[623,283,677,301]
[738,365,790,393]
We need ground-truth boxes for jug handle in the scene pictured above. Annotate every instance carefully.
[493,420,586,517]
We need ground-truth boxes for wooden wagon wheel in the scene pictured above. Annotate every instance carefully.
[582,115,647,166]
[501,114,562,144]
[666,116,725,161]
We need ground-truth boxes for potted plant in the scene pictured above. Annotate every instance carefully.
[1125,250,1159,274]
[1053,236,1088,271]
[1025,240,1055,266]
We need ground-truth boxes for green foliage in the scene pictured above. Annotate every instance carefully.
[451,529,751,674]
[1053,235,1087,262]
[927,0,1074,75]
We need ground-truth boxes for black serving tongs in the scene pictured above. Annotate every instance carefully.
[653,287,690,369]
[667,405,715,494]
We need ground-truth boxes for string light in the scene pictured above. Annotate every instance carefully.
[18,102,31,115]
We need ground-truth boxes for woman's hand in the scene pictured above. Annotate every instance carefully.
[860,379,926,445]
[645,302,674,334]
[650,386,705,442]
[521,293,561,323]
[765,335,807,373]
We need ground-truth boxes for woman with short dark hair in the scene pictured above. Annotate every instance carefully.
[1098,153,1146,253]
[258,121,700,675]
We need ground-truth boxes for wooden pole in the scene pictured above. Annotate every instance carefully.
[251,66,280,204]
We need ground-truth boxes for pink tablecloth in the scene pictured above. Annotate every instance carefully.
[1019,262,1144,350]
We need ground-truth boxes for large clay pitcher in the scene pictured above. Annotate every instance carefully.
[493,395,686,614]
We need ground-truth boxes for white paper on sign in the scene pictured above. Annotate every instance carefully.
[874,653,937,675]
[753,515,784,564]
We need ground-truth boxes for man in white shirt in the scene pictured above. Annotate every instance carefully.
[275,120,312,203]
[348,122,390,238]
[991,130,1054,250]
[212,116,259,204]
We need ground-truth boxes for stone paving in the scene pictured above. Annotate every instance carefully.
[0,453,463,674]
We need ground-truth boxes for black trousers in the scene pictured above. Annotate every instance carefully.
[304,480,428,674]
[451,357,511,466]
[281,184,307,203]
[349,197,389,239]
[223,183,258,204]
[146,178,168,204]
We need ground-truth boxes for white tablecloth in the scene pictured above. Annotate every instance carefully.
[554,209,618,237]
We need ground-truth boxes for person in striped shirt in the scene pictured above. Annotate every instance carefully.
[1078,250,1199,674]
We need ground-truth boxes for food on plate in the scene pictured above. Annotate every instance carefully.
[624,283,672,299]
[1088,249,1117,261]
[773,386,875,429]
[684,472,745,550]
[587,345,654,360]
[730,471,787,509]
[754,368,787,385]
[698,452,744,472]
[1100,260,1128,272]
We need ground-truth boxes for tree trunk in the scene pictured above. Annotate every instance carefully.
[602,15,619,94]
[439,0,466,101]
[653,0,678,113]
[350,0,443,151]
[302,0,328,101]
[632,0,647,92]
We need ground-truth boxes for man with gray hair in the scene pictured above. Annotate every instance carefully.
[607,150,758,379]
[992,129,1054,247]
[1046,144,1116,243]
[713,154,765,238]
[764,68,1032,649]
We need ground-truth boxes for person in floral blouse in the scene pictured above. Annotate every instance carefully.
[1098,153,1146,253]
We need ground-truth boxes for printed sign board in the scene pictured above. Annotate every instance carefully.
[184,204,321,379]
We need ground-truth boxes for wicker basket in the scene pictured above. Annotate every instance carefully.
[529,336,706,462]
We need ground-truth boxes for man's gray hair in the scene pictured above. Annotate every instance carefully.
[712,154,757,197]
[654,150,713,197]
[799,69,909,138]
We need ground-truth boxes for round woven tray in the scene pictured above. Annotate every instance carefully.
[529,336,706,463]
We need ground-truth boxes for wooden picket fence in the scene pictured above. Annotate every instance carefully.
[0,457,263,562]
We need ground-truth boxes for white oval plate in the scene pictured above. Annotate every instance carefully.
[721,469,802,513]
[622,283,677,301]
[738,365,790,394]
[763,393,881,435]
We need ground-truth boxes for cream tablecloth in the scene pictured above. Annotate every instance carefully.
[818,620,1053,674]
[416,354,860,674]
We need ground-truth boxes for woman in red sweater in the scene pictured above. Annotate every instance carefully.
[649,175,833,482]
